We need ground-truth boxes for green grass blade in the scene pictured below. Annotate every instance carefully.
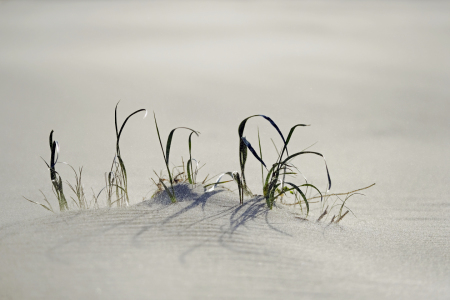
[258,128,264,187]
[278,124,309,162]
[116,106,146,152]
[153,112,173,188]
[285,182,309,215]
[300,183,323,202]
[238,114,286,189]
[281,151,331,191]
[153,112,167,163]
[159,178,176,203]
[187,159,193,184]
[115,101,120,140]
[241,136,267,168]
[187,131,197,184]
[165,127,198,166]
[49,130,54,149]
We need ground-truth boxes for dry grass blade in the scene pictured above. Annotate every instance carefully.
[317,205,328,222]
[306,183,376,201]
[336,210,349,223]
[23,194,54,213]
[329,215,336,224]
[66,164,87,209]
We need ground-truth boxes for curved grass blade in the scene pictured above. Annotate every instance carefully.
[23,197,54,213]
[117,108,147,143]
[284,182,309,215]
[238,114,286,188]
[281,151,331,191]
[187,131,198,184]
[279,124,309,162]
[300,183,323,202]
[339,192,364,217]
[115,102,146,152]
[165,127,199,166]
[206,172,237,192]
[241,136,267,169]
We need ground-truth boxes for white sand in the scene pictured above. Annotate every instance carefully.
[0,1,449,299]
[0,184,448,299]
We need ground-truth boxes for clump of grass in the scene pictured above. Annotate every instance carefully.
[98,102,147,207]
[208,114,330,215]
[150,157,206,198]
[153,112,199,203]
[66,165,88,209]
[24,131,98,212]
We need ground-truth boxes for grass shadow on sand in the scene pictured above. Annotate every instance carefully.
[136,184,292,261]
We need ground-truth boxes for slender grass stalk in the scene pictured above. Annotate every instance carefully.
[187,132,198,184]
[257,127,264,187]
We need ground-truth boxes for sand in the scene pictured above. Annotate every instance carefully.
[0,1,449,299]
[1,184,449,299]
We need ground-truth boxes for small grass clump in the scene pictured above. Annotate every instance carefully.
[207,114,331,216]
[24,130,98,212]
[153,112,199,202]
[98,102,147,207]
[66,165,88,209]
[150,157,207,199]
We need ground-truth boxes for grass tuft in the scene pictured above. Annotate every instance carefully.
[99,102,146,207]
[153,112,199,203]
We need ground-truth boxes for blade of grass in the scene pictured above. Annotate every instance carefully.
[238,115,286,192]
[284,182,309,216]
[281,151,331,191]
[257,127,264,187]
[241,136,267,169]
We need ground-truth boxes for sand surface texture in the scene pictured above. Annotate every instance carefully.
[1,184,449,300]
[0,1,449,299]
